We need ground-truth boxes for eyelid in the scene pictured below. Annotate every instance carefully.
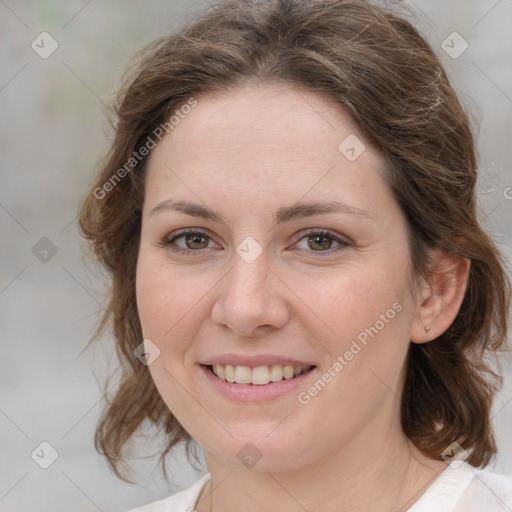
[165,226,216,241]
[293,227,351,243]
[289,228,351,255]
[157,227,351,256]
[156,227,221,254]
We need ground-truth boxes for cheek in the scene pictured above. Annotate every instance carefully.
[293,262,413,396]
[135,257,209,377]
[136,255,205,337]
[289,262,406,342]
[135,258,209,422]
[294,293,410,443]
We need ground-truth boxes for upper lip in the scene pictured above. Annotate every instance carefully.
[201,354,316,368]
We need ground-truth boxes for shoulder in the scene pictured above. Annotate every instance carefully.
[453,468,512,511]
[408,462,512,512]
[126,474,211,512]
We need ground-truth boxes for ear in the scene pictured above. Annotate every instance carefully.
[410,250,470,344]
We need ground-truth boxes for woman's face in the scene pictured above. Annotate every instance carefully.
[136,84,424,472]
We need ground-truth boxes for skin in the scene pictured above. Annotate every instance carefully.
[136,83,469,512]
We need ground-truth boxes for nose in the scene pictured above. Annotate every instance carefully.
[211,249,290,337]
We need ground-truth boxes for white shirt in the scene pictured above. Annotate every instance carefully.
[128,462,512,512]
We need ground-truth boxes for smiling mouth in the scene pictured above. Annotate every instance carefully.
[206,363,315,385]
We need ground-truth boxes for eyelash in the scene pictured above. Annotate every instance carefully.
[156,227,350,256]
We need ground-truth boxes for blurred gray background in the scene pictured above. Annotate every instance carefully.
[1,1,511,510]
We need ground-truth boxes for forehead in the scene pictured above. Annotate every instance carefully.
[144,84,390,213]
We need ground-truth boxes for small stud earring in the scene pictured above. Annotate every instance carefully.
[425,325,431,333]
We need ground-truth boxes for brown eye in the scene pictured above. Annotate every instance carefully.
[157,228,218,254]
[184,233,210,249]
[307,234,333,251]
[292,229,349,255]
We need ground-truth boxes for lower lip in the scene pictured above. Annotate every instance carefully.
[199,364,316,402]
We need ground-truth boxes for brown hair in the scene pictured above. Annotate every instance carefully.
[79,0,510,479]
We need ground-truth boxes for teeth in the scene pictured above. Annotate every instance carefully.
[225,364,236,383]
[210,363,312,385]
[216,364,225,380]
[283,365,294,379]
[269,364,283,382]
[251,366,270,385]
[234,366,252,384]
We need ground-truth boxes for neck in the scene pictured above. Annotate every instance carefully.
[197,427,446,512]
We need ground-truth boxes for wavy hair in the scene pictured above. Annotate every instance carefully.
[79,0,510,479]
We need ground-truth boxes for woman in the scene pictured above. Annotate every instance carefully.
[79,0,512,510]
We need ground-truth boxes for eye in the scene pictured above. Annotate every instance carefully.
[157,228,220,255]
[292,229,349,255]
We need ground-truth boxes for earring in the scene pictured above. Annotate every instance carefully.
[425,325,431,333]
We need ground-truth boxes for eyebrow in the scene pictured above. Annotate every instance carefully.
[148,199,372,224]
